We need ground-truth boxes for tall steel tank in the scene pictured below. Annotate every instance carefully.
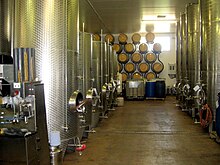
[0,0,14,55]
[186,3,201,90]
[200,0,211,96]
[180,12,188,81]
[179,12,190,106]
[92,40,109,115]
[176,20,182,100]
[14,0,80,152]
[92,41,107,93]
[78,31,93,129]
[109,45,118,81]
[207,0,220,117]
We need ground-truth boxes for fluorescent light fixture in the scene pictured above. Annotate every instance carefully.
[141,20,177,23]
[142,14,176,21]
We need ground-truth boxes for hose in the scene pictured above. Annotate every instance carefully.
[199,104,212,128]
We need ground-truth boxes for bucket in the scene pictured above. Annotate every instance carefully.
[113,43,122,54]
[145,72,156,81]
[155,79,166,98]
[146,32,155,43]
[105,33,114,44]
[139,43,148,53]
[118,33,128,44]
[125,62,135,73]
[124,43,135,53]
[145,52,157,63]
[131,33,141,44]
[153,43,162,52]
[145,80,156,97]
[132,72,142,79]
[131,52,143,63]
[118,53,129,63]
[152,62,164,73]
[138,63,150,73]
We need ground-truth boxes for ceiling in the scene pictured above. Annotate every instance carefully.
[80,0,198,34]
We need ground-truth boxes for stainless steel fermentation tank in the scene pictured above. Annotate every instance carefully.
[78,31,101,129]
[92,41,108,116]
[13,0,86,154]
[186,3,204,116]
[201,0,220,124]
[92,39,118,118]
[176,20,182,102]
[200,0,210,97]
[187,3,200,91]
[178,12,189,109]
[0,0,13,55]
[0,48,50,165]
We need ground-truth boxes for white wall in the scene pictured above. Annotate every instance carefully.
[155,33,176,88]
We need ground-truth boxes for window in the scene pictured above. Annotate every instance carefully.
[154,37,170,51]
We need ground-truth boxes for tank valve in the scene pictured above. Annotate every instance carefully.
[75,144,86,156]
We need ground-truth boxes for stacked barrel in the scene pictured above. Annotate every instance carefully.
[112,32,164,83]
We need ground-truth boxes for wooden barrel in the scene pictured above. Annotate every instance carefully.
[125,62,135,73]
[131,33,141,44]
[105,34,114,44]
[132,72,142,79]
[153,43,162,52]
[138,63,150,73]
[139,43,148,53]
[145,72,156,81]
[145,52,157,63]
[124,43,135,53]
[118,63,123,72]
[146,32,155,43]
[118,33,128,44]
[113,43,122,54]
[131,52,143,63]
[152,62,164,73]
[93,34,101,41]
[118,53,129,63]
[122,72,128,82]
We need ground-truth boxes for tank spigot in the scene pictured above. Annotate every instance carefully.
[75,144,86,156]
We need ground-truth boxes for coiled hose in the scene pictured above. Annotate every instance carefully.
[199,104,212,128]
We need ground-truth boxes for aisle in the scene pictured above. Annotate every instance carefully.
[63,96,220,165]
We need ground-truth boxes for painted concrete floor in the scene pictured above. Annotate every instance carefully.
[63,96,220,165]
